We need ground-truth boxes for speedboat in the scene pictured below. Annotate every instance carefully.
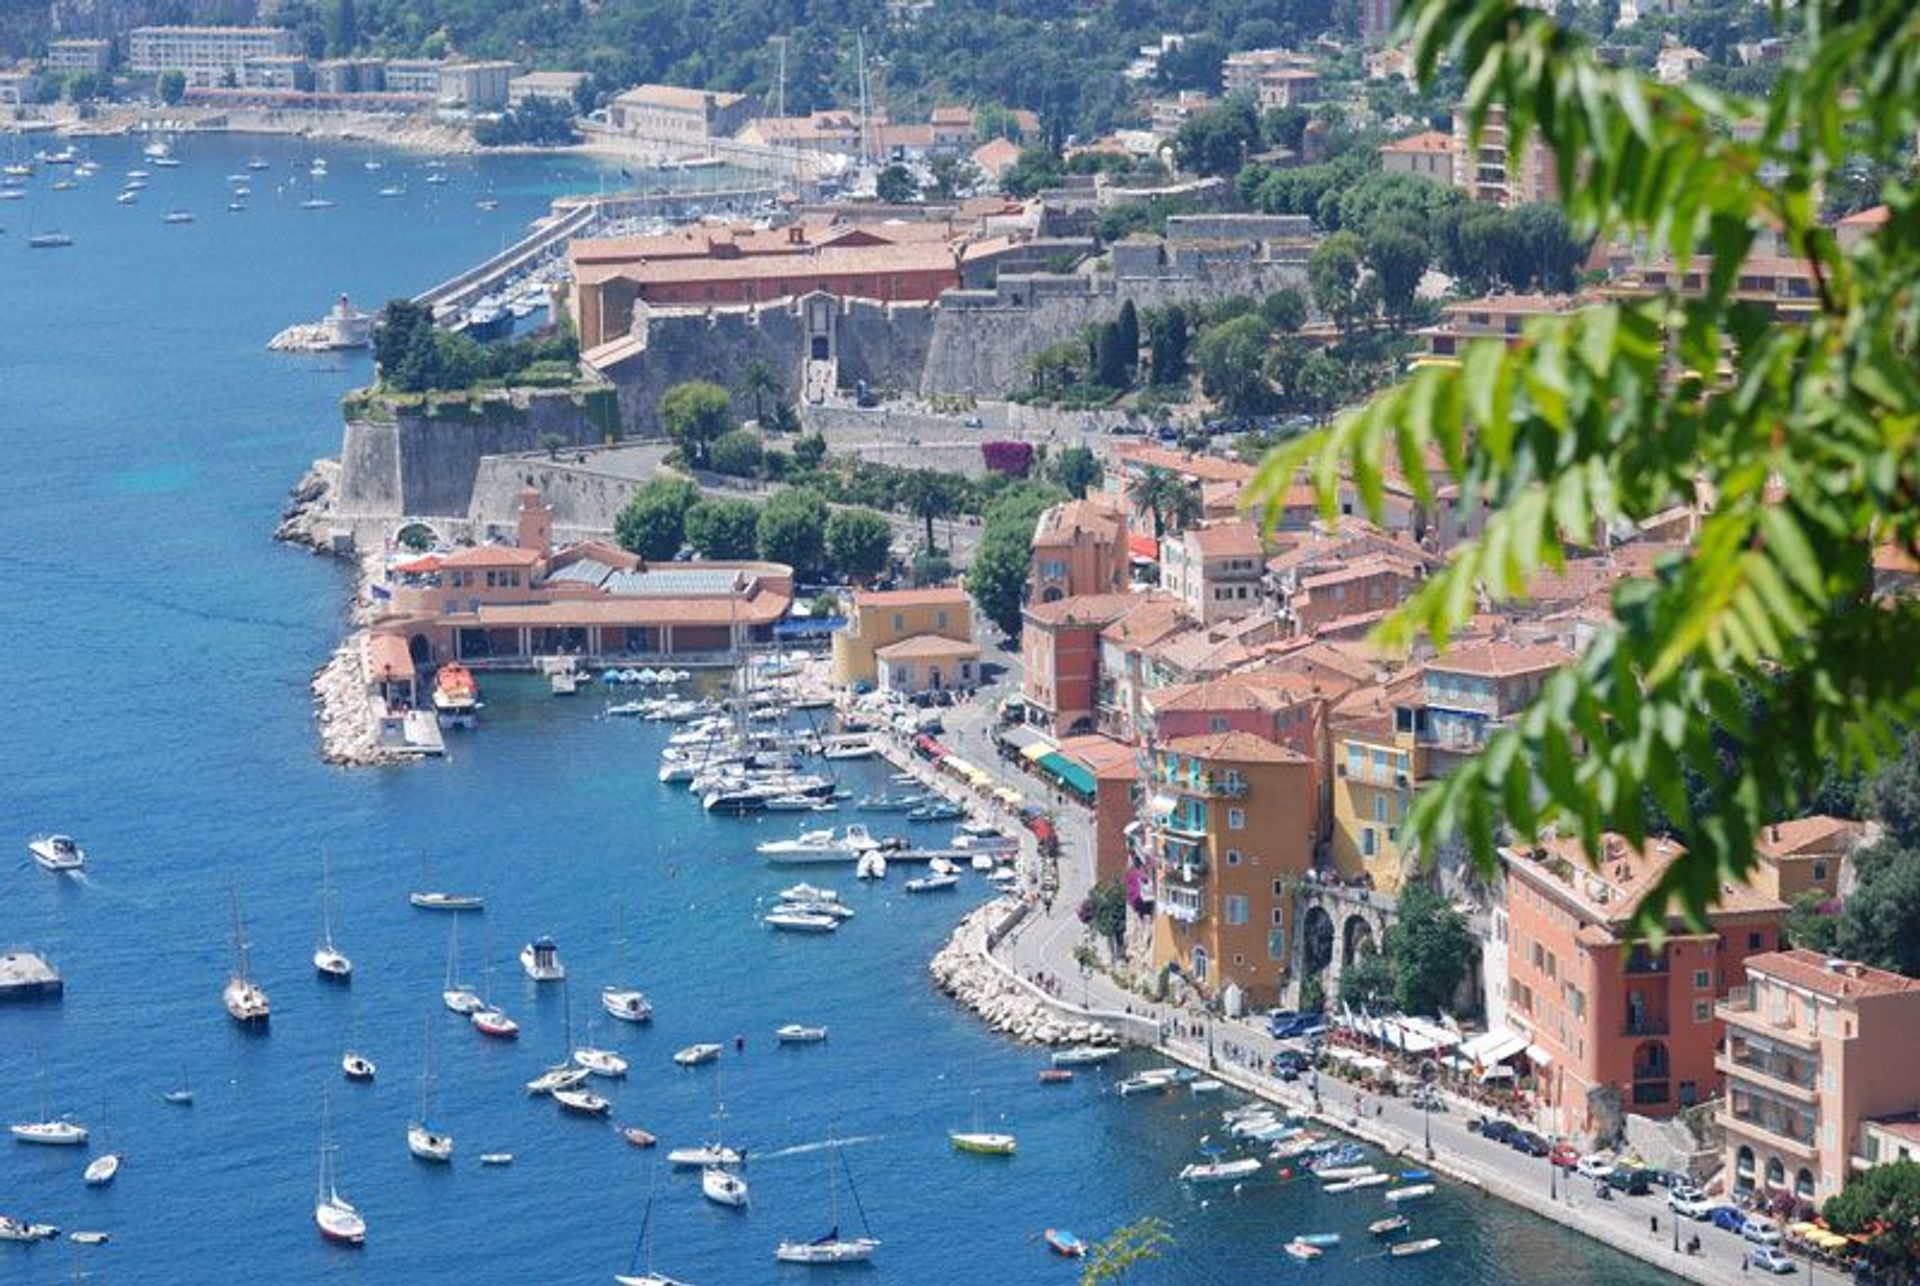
[520,936,566,983]
[1369,1215,1410,1236]
[776,1024,828,1043]
[431,662,479,727]
[765,793,818,811]
[82,1153,121,1186]
[602,986,653,1023]
[906,800,967,822]
[621,1125,658,1148]
[1039,1068,1074,1084]
[667,1142,742,1168]
[1116,1069,1180,1096]
[407,1122,453,1163]
[765,909,838,933]
[0,1217,58,1241]
[674,1043,722,1067]
[574,1046,629,1078]
[779,883,839,904]
[411,891,484,911]
[904,874,960,894]
[775,898,853,920]
[1045,1229,1085,1258]
[480,1152,514,1166]
[856,793,926,812]
[526,1064,589,1096]
[471,1008,519,1039]
[554,1087,610,1116]
[702,1166,749,1207]
[342,1052,376,1082]
[756,825,881,862]
[1324,1173,1390,1192]
[950,1131,1017,1156]
[1293,1232,1341,1248]
[1283,1241,1322,1261]
[855,850,887,880]
[820,735,878,760]
[116,190,139,204]
[1178,1157,1259,1183]
[1384,1182,1436,1203]
[161,210,194,224]
[776,1235,880,1265]
[1051,1045,1119,1067]
[69,1230,109,1244]
[27,834,85,873]
[1391,1238,1442,1257]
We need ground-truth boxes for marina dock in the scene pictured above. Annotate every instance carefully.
[0,950,64,1001]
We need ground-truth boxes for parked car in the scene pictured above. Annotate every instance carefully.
[1271,1048,1312,1075]
[1641,1168,1690,1190]
[1509,1130,1552,1157]
[1549,1143,1581,1169]
[1575,1154,1616,1180]
[1605,1167,1651,1195]
[1273,1014,1327,1040]
[1749,1247,1798,1274]
[1710,1206,1749,1233]
[1474,1119,1518,1145]
[1742,1216,1784,1247]
[1266,1010,1301,1038]
[1668,1190,1718,1220]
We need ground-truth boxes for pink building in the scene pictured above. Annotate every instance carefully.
[1029,495,1127,604]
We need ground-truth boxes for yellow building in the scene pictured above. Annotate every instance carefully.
[830,587,973,687]
[1146,731,1317,1009]
[1327,677,1428,892]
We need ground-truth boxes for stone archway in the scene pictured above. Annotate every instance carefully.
[408,633,433,666]
[1341,914,1377,967]
[1301,904,1334,976]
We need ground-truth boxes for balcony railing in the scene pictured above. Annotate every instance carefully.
[1632,1080,1671,1107]
[1716,997,1820,1047]
[1624,951,1669,975]
[1623,1016,1670,1037]
[1726,1047,1817,1090]
[1722,1103,1818,1154]
[1718,1055,1820,1103]
[1162,886,1205,924]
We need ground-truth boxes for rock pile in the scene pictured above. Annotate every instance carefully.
[312,637,403,768]
[274,458,339,551]
[929,903,1120,1048]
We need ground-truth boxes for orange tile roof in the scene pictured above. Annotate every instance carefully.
[1022,591,1143,628]
[1114,443,1256,484]
[439,544,543,568]
[1185,519,1263,559]
[613,83,747,112]
[855,586,971,609]
[1382,129,1451,155]
[1427,640,1574,678]
[1161,729,1309,764]
[1058,733,1139,779]
[1033,496,1122,546]
[875,634,980,660]
[364,632,415,679]
[1099,597,1190,647]
[1151,670,1324,713]
[1838,205,1890,228]
[1747,949,1920,1000]
[1756,815,1862,858]
[577,240,962,289]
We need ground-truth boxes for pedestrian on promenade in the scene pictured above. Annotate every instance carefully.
[1650,1215,1658,1238]
[1741,1253,1750,1272]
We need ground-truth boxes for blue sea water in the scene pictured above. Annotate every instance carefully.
[0,132,1671,1284]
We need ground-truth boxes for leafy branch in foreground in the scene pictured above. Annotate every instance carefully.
[1080,1216,1173,1286]
[1251,0,1920,929]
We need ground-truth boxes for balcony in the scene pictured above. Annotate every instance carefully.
[1623,1015,1670,1037]
[1157,851,1208,883]
[1632,1080,1671,1107]
[1716,996,1820,1048]
[1720,1101,1818,1158]
[1162,885,1205,924]
[1718,1055,1819,1103]
[1624,949,1669,975]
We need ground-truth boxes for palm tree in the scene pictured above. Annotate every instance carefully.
[737,358,783,426]
[899,469,955,552]
[1133,466,1200,543]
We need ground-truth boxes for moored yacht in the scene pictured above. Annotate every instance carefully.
[27,834,85,873]
[602,985,653,1023]
[520,935,565,982]
[225,885,270,1027]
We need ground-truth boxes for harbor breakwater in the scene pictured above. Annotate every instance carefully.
[929,902,1128,1048]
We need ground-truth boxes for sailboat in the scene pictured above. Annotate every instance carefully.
[223,883,270,1027]
[161,1069,193,1107]
[774,1137,880,1264]
[82,1094,121,1184]
[11,1067,88,1146]
[528,990,589,1095]
[469,958,519,1039]
[574,1014,629,1079]
[666,1067,741,1168]
[614,1171,692,1286]
[343,1009,376,1082]
[602,896,653,1023]
[313,852,352,982]
[407,1017,453,1163]
[701,1165,748,1208]
[442,914,484,1015]
[949,1096,1017,1156]
[315,1089,366,1246]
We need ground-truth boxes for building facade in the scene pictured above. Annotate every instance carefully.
[1718,950,1920,1207]
[1161,519,1265,625]
[609,84,753,148]
[128,25,297,86]
[437,60,516,109]
[1029,496,1126,604]
[830,587,972,687]
[46,39,111,73]
[1451,106,1559,207]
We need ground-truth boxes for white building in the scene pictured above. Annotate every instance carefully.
[45,39,111,74]
[128,26,298,87]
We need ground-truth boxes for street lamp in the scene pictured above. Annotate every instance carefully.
[1419,1059,1437,1160]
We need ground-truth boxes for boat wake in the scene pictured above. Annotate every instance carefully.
[751,1133,884,1162]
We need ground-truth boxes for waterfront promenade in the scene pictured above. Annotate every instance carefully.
[878,666,1784,1286]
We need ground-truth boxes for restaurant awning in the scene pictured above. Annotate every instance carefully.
[1035,751,1098,797]
[1128,532,1159,562]
[1523,1044,1554,1068]
[1020,741,1054,763]
[1459,1029,1529,1065]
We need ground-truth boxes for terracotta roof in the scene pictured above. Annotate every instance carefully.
[1427,640,1574,678]
[613,83,747,112]
[466,594,788,628]
[1114,442,1256,484]
[1867,1116,1920,1144]
[1746,949,1920,1000]
[1382,129,1451,155]
[875,634,981,660]
[1440,292,1583,318]
[1184,519,1263,559]
[1033,497,1123,546]
[1023,591,1143,628]
[1057,733,1138,779]
[1838,205,1890,228]
[364,632,415,679]
[971,137,1022,178]
[1099,597,1190,648]
[1756,815,1862,858]
[1298,555,1423,593]
[1150,670,1324,714]
[576,239,962,289]
[439,544,543,569]
[1161,730,1309,765]
[855,586,971,609]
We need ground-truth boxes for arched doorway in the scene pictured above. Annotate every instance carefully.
[1765,1157,1786,1192]
[408,633,433,666]
[1341,915,1376,967]
[1735,1145,1756,1192]
[1042,586,1063,602]
[1301,905,1334,976]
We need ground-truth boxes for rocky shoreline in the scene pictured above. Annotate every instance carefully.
[273,458,340,555]
[930,903,1120,1048]
[311,636,407,767]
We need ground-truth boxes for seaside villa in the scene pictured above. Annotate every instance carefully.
[368,489,792,669]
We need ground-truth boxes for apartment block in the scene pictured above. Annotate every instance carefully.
[128,26,297,87]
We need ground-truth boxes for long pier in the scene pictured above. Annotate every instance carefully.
[414,182,787,319]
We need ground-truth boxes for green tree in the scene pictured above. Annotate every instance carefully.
[969,482,1064,636]
[1308,231,1367,334]
[898,469,957,552]
[875,163,917,204]
[1784,888,1843,955]
[1115,300,1140,381]
[756,487,829,575]
[1086,878,1128,956]
[1052,444,1103,499]
[1261,287,1309,334]
[613,475,699,560]
[1133,466,1201,544]
[158,69,186,105]
[1365,225,1430,321]
[737,358,783,424]
[1384,885,1479,1016]
[1172,94,1261,177]
[1079,1216,1173,1286]
[1824,1160,1920,1278]
[682,497,760,560]
[826,507,893,581]
[659,381,734,470]
[999,145,1064,198]
[329,0,358,55]
[1093,321,1132,391]
[1194,314,1275,415]
[792,432,828,470]
[1257,0,1920,925]
[1148,305,1189,386]
[1339,950,1397,1010]
[1834,842,1920,976]
[1869,733,1920,848]
[708,428,765,478]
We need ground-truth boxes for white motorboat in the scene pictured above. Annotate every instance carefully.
[820,735,878,760]
[855,850,887,880]
[574,1046,629,1079]
[0,1217,58,1241]
[116,190,139,204]
[1179,1157,1261,1183]
[315,1093,366,1246]
[481,1152,514,1166]
[1324,1172,1391,1192]
[603,985,653,1023]
[1391,1237,1443,1257]
[410,891,483,911]
[776,1024,828,1043]
[765,909,839,933]
[950,1131,1018,1156]
[83,1153,122,1185]
[70,1230,109,1244]
[28,834,85,872]
[314,851,352,982]
[1314,1165,1378,1182]
[520,935,566,982]
[756,825,881,863]
[778,883,839,904]
[527,1064,590,1095]
[904,873,960,894]
[555,1087,611,1116]
[674,1044,722,1067]
[1051,1045,1119,1067]
[667,1142,743,1168]
[702,1166,749,1207]
[764,793,819,811]
[1384,1182,1437,1203]
[774,898,854,920]
[342,1052,376,1083]
[1190,1078,1224,1094]
[1116,1069,1180,1096]
[224,884,270,1027]
[11,1119,88,1146]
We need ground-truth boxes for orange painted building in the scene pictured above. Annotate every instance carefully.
[1498,833,1787,1141]
[1020,591,1178,737]
[1029,495,1127,604]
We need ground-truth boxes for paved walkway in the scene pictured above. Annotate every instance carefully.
[878,686,1798,1286]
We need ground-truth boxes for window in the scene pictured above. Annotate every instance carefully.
[1373,795,1388,823]
[1748,931,1764,950]
[1192,947,1209,981]
[936,610,949,629]
[891,613,904,632]
[1227,808,1245,830]
[1693,969,1711,990]
[1813,860,1828,882]
[1272,879,1286,896]
[1693,1000,1711,1023]
[1346,745,1363,777]
[1209,715,1229,733]
[1268,929,1287,959]
[1271,908,1286,926]
[1224,895,1248,925]
[1233,953,1245,966]
[1225,849,1242,866]
[1362,827,1377,857]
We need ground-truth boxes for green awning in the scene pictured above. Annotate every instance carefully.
[1036,751,1098,798]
